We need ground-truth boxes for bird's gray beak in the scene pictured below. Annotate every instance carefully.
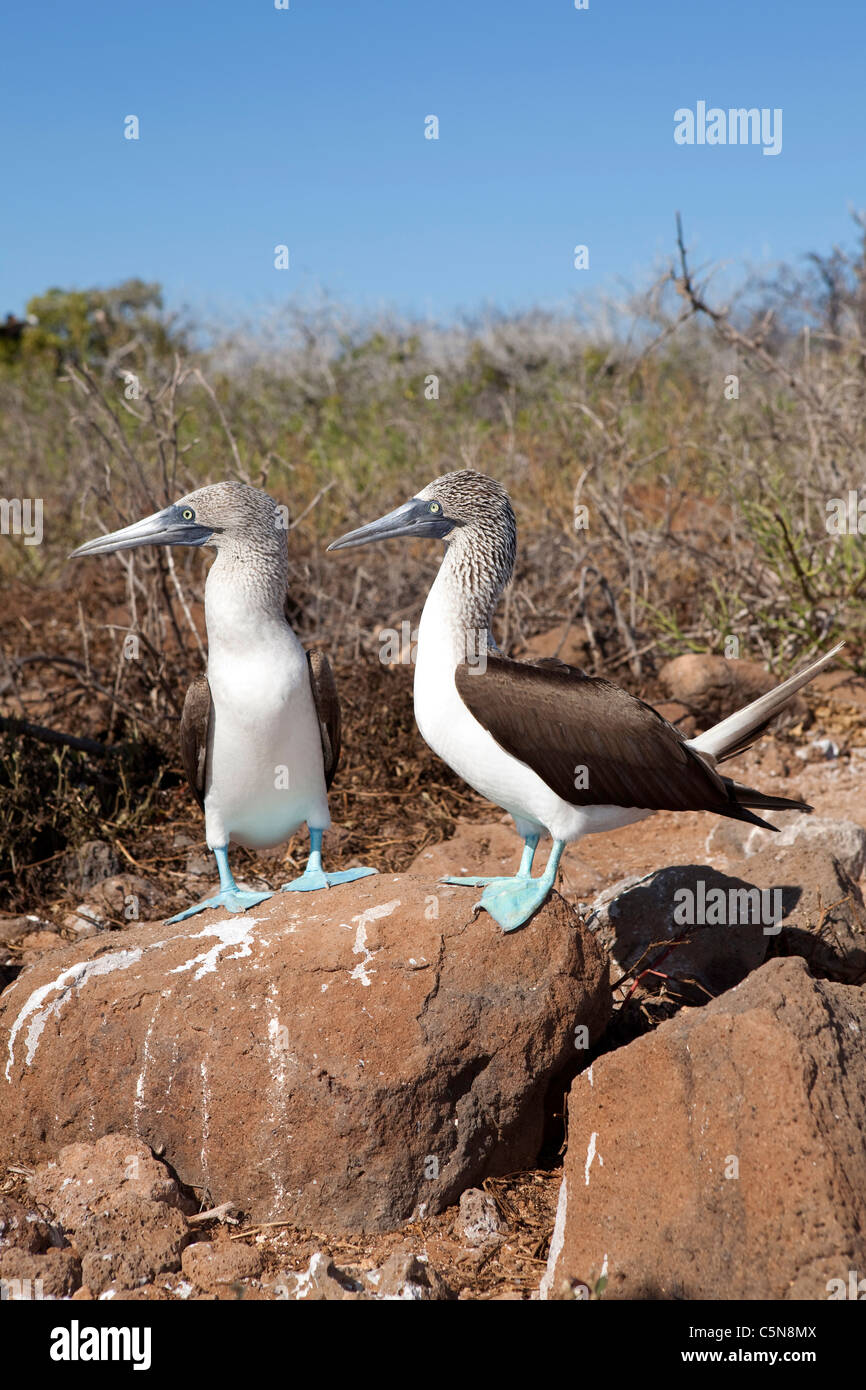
[327,498,458,552]
[70,505,215,558]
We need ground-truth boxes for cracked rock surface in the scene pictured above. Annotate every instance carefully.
[0,875,609,1232]
[542,956,866,1300]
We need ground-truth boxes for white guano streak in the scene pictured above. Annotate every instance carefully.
[347,900,401,987]
[5,948,142,1081]
[539,1177,569,1300]
[168,916,265,982]
[585,1130,604,1185]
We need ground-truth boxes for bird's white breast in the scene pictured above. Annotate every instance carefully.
[201,570,329,850]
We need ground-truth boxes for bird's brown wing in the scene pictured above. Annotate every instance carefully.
[533,655,591,677]
[307,650,341,790]
[179,675,212,812]
[455,653,735,813]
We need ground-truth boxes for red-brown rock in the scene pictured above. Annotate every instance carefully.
[74,1193,190,1294]
[542,957,866,1300]
[180,1237,263,1290]
[29,1134,195,1226]
[408,822,521,879]
[0,1246,81,1299]
[0,1195,61,1255]
[0,875,609,1232]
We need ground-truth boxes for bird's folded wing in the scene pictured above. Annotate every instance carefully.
[179,675,213,812]
[307,649,341,790]
[455,654,731,812]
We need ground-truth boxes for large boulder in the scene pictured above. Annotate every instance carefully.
[0,875,609,1233]
[586,864,771,1003]
[706,813,866,883]
[749,842,866,985]
[541,957,866,1300]
[705,815,866,984]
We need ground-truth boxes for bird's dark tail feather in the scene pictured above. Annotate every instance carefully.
[722,777,813,831]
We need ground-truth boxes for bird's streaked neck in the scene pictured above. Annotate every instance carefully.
[204,540,290,651]
[419,526,512,666]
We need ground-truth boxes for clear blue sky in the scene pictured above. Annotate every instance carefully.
[1,0,863,326]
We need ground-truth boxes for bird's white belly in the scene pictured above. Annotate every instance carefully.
[414,649,651,845]
[204,641,329,850]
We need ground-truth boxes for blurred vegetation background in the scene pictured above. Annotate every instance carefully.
[1,219,865,913]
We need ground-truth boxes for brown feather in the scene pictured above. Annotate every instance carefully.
[179,675,213,812]
[307,649,341,789]
[455,654,803,824]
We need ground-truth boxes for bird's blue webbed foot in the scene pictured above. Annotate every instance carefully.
[165,846,273,923]
[280,866,377,893]
[280,828,377,893]
[474,875,555,932]
[166,887,273,923]
[445,838,564,933]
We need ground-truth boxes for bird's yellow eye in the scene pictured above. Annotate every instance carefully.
[429,501,440,513]
[182,508,194,521]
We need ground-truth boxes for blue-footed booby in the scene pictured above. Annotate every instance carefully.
[71,481,376,921]
[328,470,844,932]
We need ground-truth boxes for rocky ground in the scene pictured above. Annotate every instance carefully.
[1,655,865,1300]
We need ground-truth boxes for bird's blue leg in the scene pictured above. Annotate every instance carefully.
[279,827,377,894]
[165,846,274,923]
[445,838,565,933]
[441,833,540,887]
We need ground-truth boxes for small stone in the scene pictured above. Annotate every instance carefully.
[794,737,840,762]
[180,1239,263,1289]
[371,1250,449,1300]
[773,816,866,882]
[658,653,807,729]
[29,1134,196,1228]
[92,875,168,921]
[62,906,106,936]
[283,1251,365,1301]
[457,1188,504,1247]
[76,1194,189,1294]
[0,1246,82,1298]
[0,1196,62,1254]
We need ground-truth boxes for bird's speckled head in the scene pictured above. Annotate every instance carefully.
[327,469,517,628]
[416,470,516,544]
[70,480,288,564]
[329,468,515,565]
[417,470,517,606]
[175,481,287,554]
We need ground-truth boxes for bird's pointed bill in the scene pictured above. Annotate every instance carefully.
[70,504,214,558]
[327,498,457,551]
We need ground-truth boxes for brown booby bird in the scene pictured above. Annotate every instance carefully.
[71,481,376,920]
[328,469,843,931]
